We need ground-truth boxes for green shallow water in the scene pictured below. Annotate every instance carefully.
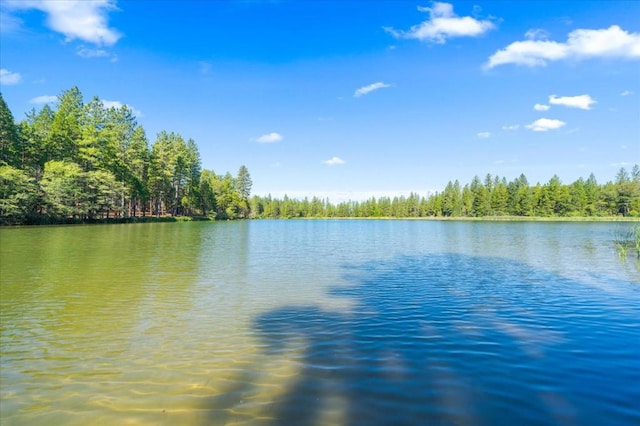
[1,220,639,425]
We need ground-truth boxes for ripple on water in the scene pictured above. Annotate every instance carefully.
[1,222,639,425]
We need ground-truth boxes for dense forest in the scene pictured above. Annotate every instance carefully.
[1,87,639,225]
[251,167,639,219]
[0,88,253,225]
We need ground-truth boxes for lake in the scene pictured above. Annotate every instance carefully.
[1,220,639,425]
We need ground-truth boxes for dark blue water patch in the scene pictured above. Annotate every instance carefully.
[251,254,640,426]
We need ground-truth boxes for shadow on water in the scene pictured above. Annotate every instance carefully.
[207,253,640,426]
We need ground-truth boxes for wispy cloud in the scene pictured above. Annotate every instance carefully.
[354,82,392,98]
[549,94,596,110]
[253,132,283,144]
[30,95,57,104]
[0,68,21,85]
[102,100,143,118]
[199,61,212,75]
[385,2,495,44]
[534,103,550,111]
[477,131,491,139]
[620,90,634,96]
[485,25,640,68]
[5,0,121,46]
[526,118,566,132]
[502,124,520,131]
[76,46,117,61]
[0,11,22,34]
[323,156,345,166]
[525,28,550,41]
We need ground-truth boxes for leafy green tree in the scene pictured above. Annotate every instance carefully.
[630,165,640,216]
[214,172,241,219]
[0,165,39,224]
[615,167,637,216]
[198,169,217,216]
[148,131,195,216]
[599,182,619,216]
[18,105,54,176]
[82,170,124,219]
[568,178,587,216]
[40,160,84,219]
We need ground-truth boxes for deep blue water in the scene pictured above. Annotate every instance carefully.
[255,252,640,425]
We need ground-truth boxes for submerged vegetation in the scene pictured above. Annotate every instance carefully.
[1,87,639,225]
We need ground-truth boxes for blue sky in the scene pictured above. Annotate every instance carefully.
[1,1,639,201]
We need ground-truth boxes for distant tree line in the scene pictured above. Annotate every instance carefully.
[0,88,252,225]
[250,169,639,219]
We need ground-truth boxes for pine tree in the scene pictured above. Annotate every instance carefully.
[0,92,20,167]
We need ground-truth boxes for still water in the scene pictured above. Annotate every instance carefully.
[1,220,639,425]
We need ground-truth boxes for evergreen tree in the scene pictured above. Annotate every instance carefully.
[0,93,20,167]
[48,87,83,162]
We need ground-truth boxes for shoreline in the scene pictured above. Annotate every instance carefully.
[2,215,639,228]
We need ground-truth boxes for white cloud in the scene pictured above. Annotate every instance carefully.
[525,28,550,40]
[502,124,520,131]
[354,82,392,98]
[620,90,634,96]
[534,103,550,111]
[0,68,21,85]
[76,46,117,61]
[526,118,566,132]
[549,94,596,110]
[30,95,57,104]
[385,2,495,44]
[5,0,121,46]
[323,156,345,166]
[485,25,640,68]
[102,100,143,118]
[253,132,283,144]
[477,131,491,139]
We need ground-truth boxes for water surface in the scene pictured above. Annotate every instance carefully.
[1,220,639,425]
